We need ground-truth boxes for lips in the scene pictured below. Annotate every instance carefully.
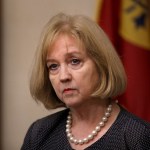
[63,88,76,93]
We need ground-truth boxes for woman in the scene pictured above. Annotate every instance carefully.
[21,13,150,150]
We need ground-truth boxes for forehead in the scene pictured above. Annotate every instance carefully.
[47,33,86,56]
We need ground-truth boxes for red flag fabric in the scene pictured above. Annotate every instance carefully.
[97,0,150,122]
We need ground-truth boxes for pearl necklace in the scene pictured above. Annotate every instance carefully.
[66,104,112,145]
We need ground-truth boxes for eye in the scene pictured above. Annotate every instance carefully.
[69,58,83,70]
[71,58,81,65]
[47,63,59,73]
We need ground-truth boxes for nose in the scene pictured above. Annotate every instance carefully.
[59,64,72,82]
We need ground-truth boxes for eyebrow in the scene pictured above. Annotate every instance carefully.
[66,51,82,56]
[46,51,83,63]
[46,59,56,63]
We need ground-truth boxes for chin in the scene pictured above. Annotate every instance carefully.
[65,101,84,109]
[62,95,84,108]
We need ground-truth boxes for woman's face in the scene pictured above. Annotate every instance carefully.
[46,34,99,108]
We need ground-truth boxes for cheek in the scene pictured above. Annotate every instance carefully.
[49,77,63,99]
[77,68,99,92]
[49,76,58,91]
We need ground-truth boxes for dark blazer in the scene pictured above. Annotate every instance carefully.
[21,107,150,150]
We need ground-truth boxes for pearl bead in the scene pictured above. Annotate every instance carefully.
[95,126,101,131]
[109,104,112,107]
[66,124,71,128]
[102,116,108,122]
[67,120,71,124]
[70,137,74,142]
[73,139,78,144]
[99,121,104,127]
[105,112,110,117]
[88,134,93,140]
[83,138,88,143]
[67,133,72,138]
[66,102,114,145]
[92,130,97,136]
[78,140,84,145]
[107,105,112,112]
[67,115,71,119]
[66,128,70,133]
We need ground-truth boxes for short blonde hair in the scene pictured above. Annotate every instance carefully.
[30,13,127,109]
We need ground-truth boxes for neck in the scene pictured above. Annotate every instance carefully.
[66,102,120,150]
[69,98,111,124]
[66,100,120,147]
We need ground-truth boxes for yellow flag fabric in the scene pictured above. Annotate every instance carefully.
[97,0,150,122]
[119,0,150,50]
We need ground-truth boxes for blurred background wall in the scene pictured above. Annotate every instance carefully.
[1,0,98,149]
[0,0,2,149]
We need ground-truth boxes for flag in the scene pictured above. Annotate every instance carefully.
[96,0,150,122]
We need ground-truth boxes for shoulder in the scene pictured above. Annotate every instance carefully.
[119,106,150,149]
[34,108,68,127]
[120,106,150,130]
[30,108,68,136]
[21,108,69,149]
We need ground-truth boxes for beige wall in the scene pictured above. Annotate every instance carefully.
[1,0,98,149]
